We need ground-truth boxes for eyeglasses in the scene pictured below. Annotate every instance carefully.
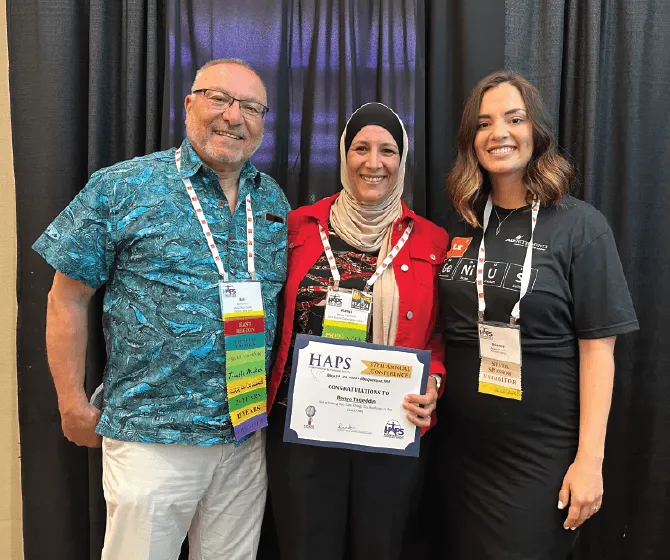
[192,88,269,119]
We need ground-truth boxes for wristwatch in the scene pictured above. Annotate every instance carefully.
[429,374,442,392]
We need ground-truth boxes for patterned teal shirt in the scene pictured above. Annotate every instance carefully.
[33,139,290,445]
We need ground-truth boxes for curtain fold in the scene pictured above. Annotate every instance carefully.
[420,0,506,226]
[506,1,670,558]
[88,0,165,170]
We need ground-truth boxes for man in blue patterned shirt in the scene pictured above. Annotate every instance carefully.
[33,59,290,560]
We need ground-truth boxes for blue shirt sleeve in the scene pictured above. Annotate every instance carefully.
[32,170,115,289]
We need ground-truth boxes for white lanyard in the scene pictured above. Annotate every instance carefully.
[318,221,413,290]
[176,148,256,282]
[476,195,540,325]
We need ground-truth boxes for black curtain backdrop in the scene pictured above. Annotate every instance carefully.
[8,0,668,559]
[8,1,164,558]
[165,0,420,212]
[506,2,670,559]
[162,0,503,223]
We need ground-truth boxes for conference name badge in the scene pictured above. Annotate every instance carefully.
[321,287,372,342]
[220,281,268,440]
[477,321,523,400]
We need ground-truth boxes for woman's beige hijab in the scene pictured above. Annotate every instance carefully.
[329,103,409,346]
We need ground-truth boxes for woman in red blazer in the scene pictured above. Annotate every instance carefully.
[266,103,448,560]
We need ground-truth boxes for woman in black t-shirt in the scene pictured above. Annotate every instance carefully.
[437,72,638,559]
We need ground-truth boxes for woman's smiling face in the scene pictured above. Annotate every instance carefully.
[346,125,401,205]
[474,82,534,182]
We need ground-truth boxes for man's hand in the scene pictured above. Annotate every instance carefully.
[59,396,102,448]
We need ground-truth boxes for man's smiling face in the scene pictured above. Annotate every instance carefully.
[184,62,266,171]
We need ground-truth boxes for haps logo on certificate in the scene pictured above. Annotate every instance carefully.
[383,419,405,439]
[309,353,352,370]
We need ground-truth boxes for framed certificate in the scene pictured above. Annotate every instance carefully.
[282,334,430,457]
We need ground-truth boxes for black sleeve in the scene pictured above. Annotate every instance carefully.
[570,229,639,339]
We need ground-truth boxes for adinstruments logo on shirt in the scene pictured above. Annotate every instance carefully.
[505,234,548,251]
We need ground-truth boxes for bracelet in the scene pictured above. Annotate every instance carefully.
[429,374,442,392]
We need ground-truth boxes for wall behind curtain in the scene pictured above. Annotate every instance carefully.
[0,1,22,558]
[506,1,670,558]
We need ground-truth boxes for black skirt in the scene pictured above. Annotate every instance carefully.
[437,343,580,560]
[266,406,427,560]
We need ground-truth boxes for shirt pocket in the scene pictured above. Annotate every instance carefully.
[409,242,444,289]
[287,227,309,260]
[253,211,288,282]
[288,226,321,281]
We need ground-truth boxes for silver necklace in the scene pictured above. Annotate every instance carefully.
[494,206,520,235]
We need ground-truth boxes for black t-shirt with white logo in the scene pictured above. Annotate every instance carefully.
[437,196,639,559]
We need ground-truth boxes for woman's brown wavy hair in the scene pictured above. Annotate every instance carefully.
[447,71,574,227]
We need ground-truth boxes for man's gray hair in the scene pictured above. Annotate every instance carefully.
[192,58,267,101]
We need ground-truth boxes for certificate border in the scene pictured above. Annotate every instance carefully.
[282,334,430,457]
